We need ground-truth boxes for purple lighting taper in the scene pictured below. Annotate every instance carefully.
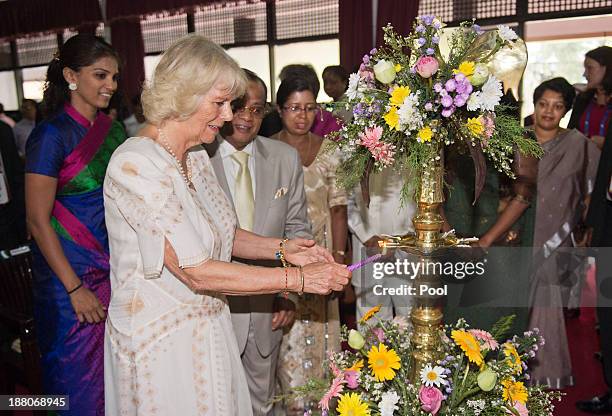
[347,253,383,272]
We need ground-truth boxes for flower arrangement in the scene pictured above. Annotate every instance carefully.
[296,307,561,415]
[330,16,542,200]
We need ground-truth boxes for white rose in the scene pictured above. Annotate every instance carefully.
[471,63,489,86]
[373,59,396,84]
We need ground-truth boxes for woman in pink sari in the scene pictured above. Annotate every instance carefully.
[25,34,125,414]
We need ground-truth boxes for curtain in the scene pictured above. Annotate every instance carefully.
[110,18,146,102]
[376,0,420,47]
[0,0,102,39]
[339,0,374,73]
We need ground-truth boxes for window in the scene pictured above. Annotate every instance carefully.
[226,45,271,101]
[22,65,47,102]
[521,16,612,126]
[273,39,340,102]
[0,71,18,111]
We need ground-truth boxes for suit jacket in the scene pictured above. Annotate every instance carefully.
[586,125,612,247]
[206,135,311,356]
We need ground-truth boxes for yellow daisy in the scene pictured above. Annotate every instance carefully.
[390,86,411,106]
[360,305,381,323]
[394,63,403,72]
[453,61,476,77]
[383,107,400,131]
[466,117,484,136]
[451,329,483,366]
[347,359,364,372]
[417,126,433,142]
[337,392,371,416]
[367,343,401,381]
[503,342,523,375]
[502,379,528,405]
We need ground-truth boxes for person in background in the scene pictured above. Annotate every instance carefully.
[123,94,146,137]
[13,99,37,158]
[322,65,349,102]
[569,46,612,150]
[322,65,352,123]
[25,34,126,415]
[0,120,26,250]
[526,77,599,389]
[0,103,15,128]
[207,68,311,415]
[348,167,416,324]
[272,76,348,414]
[103,35,349,415]
[259,64,343,138]
[576,99,612,415]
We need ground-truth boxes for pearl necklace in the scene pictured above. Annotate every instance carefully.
[157,128,192,185]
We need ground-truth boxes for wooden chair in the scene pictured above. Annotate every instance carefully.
[0,245,43,397]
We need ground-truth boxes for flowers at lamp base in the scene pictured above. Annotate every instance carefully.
[289,307,562,416]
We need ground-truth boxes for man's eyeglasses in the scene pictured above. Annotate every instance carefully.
[233,105,268,119]
[281,104,319,114]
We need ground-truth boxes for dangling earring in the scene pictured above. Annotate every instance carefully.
[68,83,77,91]
[319,107,324,122]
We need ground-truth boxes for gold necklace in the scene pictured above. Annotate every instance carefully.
[157,128,192,185]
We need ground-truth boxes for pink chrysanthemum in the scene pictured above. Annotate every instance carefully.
[359,126,396,166]
[318,376,345,411]
[468,329,499,351]
[359,126,383,148]
[481,114,495,146]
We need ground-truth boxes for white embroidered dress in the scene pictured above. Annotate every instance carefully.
[103,137,252,415]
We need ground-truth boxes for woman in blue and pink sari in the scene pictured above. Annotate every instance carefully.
[25,34,125,415]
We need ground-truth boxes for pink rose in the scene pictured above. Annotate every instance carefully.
[415,56,439,78]
[344,370,359,389]
[506,402,529,416]
[419,386,443,415]
[372,327,386,343]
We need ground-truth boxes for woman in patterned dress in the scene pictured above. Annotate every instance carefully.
[25,34,125,415]
[272,77,348,414]
[103,35,350,415]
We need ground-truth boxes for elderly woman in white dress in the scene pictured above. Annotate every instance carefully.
[102,34,350,415]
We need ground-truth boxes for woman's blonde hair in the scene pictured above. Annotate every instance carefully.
[141,34,247,124]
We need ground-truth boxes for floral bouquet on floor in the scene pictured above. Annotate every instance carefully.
[295,307,561,415]
[329,15,542,201]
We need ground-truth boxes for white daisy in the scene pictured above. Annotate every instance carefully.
[479,76,503,111]
[420,364,447,387]
[346,73,363,100]
[497,25,518,42]
[378,391,400,416]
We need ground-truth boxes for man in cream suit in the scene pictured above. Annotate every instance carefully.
[349,168,417,323]
[206,69,311,416]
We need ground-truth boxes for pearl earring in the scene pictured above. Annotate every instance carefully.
[68,83,77,91]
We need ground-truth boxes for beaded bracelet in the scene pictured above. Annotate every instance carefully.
[298,266,305,296]
[283,267,289,299]
[275,238,289,268]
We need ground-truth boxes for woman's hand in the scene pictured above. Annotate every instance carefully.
[284,238,334,266]
[69,287,106,324]
[302,262,351,295]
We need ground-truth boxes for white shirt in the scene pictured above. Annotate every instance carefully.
[348,167,416,243]
[13,118,35,157]
[217,137,256,202]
